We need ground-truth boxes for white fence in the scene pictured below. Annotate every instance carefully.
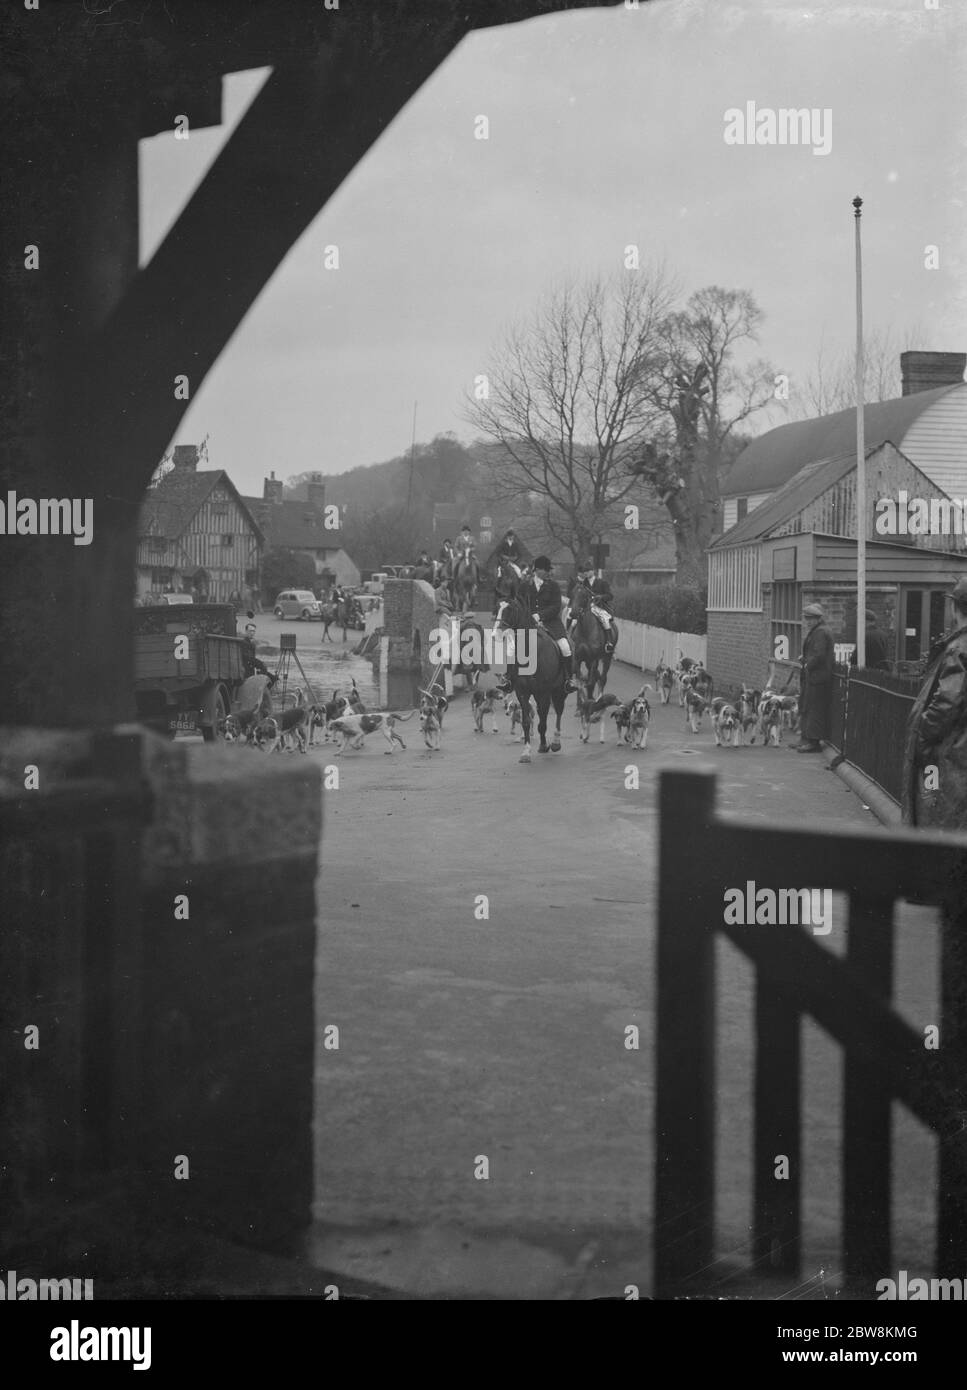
[613,620,707,673]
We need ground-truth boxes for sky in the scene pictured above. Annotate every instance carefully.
[139,0,966,495]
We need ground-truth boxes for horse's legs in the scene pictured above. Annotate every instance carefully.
[536,694,551,752]
[518,691,533,763]
[550,691,564,751]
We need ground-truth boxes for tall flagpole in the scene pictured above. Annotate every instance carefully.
[853,196,867,669]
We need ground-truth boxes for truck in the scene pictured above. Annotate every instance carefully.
[133,603,249,740]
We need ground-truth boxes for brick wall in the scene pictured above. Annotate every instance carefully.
[707,610,769,691]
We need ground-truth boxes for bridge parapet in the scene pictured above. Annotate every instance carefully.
[382,579,439,687]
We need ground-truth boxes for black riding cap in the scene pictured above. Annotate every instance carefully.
[533,555,552,571]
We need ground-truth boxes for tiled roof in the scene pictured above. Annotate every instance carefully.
[726,385,963,497]
[140,470,263,542]
[242,496,344,551]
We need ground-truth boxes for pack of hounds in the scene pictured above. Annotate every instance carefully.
[219,678,445,755]
[218,653,798,755]
[652,655,800,747]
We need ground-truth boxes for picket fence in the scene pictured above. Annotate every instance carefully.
[613,619,707,673]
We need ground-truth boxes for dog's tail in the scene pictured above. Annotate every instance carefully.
[388,710,417,722]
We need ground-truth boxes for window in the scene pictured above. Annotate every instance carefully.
[736,497,748,522]
[151,567,172,586]
[771,581,803,659]
[221,534,233,547]
[708,545,762,611]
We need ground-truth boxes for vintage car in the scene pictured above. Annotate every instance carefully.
[273,589,322,620]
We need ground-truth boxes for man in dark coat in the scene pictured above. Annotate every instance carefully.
[496,529,525,566]
[241,621,272,680]
[849,609,890,672]
[499,555,577,692]
[796,603,834,752]
[902,577,967,831]
[569,560,618,652]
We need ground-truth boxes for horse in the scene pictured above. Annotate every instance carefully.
[492,557,522,616]
[318,601,337,642]
[495,595,568,763]
[451,554,479,614]
[568,581,613,698]
[452,615,489,691]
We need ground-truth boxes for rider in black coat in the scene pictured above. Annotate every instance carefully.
[519,556,578,691]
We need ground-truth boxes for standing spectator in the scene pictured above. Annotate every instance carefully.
[902,577,967,830]
[796,602,834,752]
[849,609,890,672]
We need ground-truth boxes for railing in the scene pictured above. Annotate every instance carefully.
[655,768,967,1297]
[827,667,919,805]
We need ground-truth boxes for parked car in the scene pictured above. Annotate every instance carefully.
[273,589,322,620]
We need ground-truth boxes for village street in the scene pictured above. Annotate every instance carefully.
[271,641,943,1301]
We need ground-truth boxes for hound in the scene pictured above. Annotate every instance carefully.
[327,710,415,755]
[419,693,443,750]
[655,657,675,705]
[576,683,620,743]
[756,693,784,747]
[253,704,309,753]
[503,692,524,742]
[710,697,742,748]
[471,686,502,734]
[627,689,652,749]
[684,688,708,733]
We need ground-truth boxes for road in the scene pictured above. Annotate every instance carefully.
[249,627,939,1300]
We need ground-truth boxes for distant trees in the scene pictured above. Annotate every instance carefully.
[789,326,927,418]
[261,547,317,601]
[466,273,776,585]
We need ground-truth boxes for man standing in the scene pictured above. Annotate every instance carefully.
[796,603,834,752]
[902,577,967,830]
[849,609,890,672]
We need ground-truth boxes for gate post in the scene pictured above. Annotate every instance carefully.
[654,769,718,1297]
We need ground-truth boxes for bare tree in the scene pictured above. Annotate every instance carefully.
[464,270,678,564]
[791,325,928,418]
[628,286,776,587]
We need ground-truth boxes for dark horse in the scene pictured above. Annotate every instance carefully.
[568,581,614,697]
[495,595,568,763]
[451,554,479,613]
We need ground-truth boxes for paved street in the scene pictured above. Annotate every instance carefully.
[249,633,943,1300]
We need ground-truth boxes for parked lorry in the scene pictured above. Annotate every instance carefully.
[133,603,248,740]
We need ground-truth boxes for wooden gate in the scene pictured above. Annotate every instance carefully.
[655,768,967,1297]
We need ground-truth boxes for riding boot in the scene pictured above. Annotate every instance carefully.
[562,654,579,694]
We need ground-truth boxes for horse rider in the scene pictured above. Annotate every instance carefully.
[496,528,525,576]
[498,555,578,694]
[438,537,455,568]
[570,561,618,653]
[454,523,476,563]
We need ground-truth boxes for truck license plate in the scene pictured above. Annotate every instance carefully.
[170,714,197,731]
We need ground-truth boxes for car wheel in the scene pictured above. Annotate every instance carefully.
[301,608,311,620]
[274,607,284,619]
[202,685,230,743]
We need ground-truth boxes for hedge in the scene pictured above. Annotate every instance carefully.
[611,585,707,635]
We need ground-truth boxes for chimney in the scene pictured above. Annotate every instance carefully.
[307,474,326,514]
[263,471,284,504]
[900,351,966,397]
[172,444,199,471]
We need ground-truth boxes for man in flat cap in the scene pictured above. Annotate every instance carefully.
[849,609,890,673]
[796,602,834,752]
[902,576,967,830]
